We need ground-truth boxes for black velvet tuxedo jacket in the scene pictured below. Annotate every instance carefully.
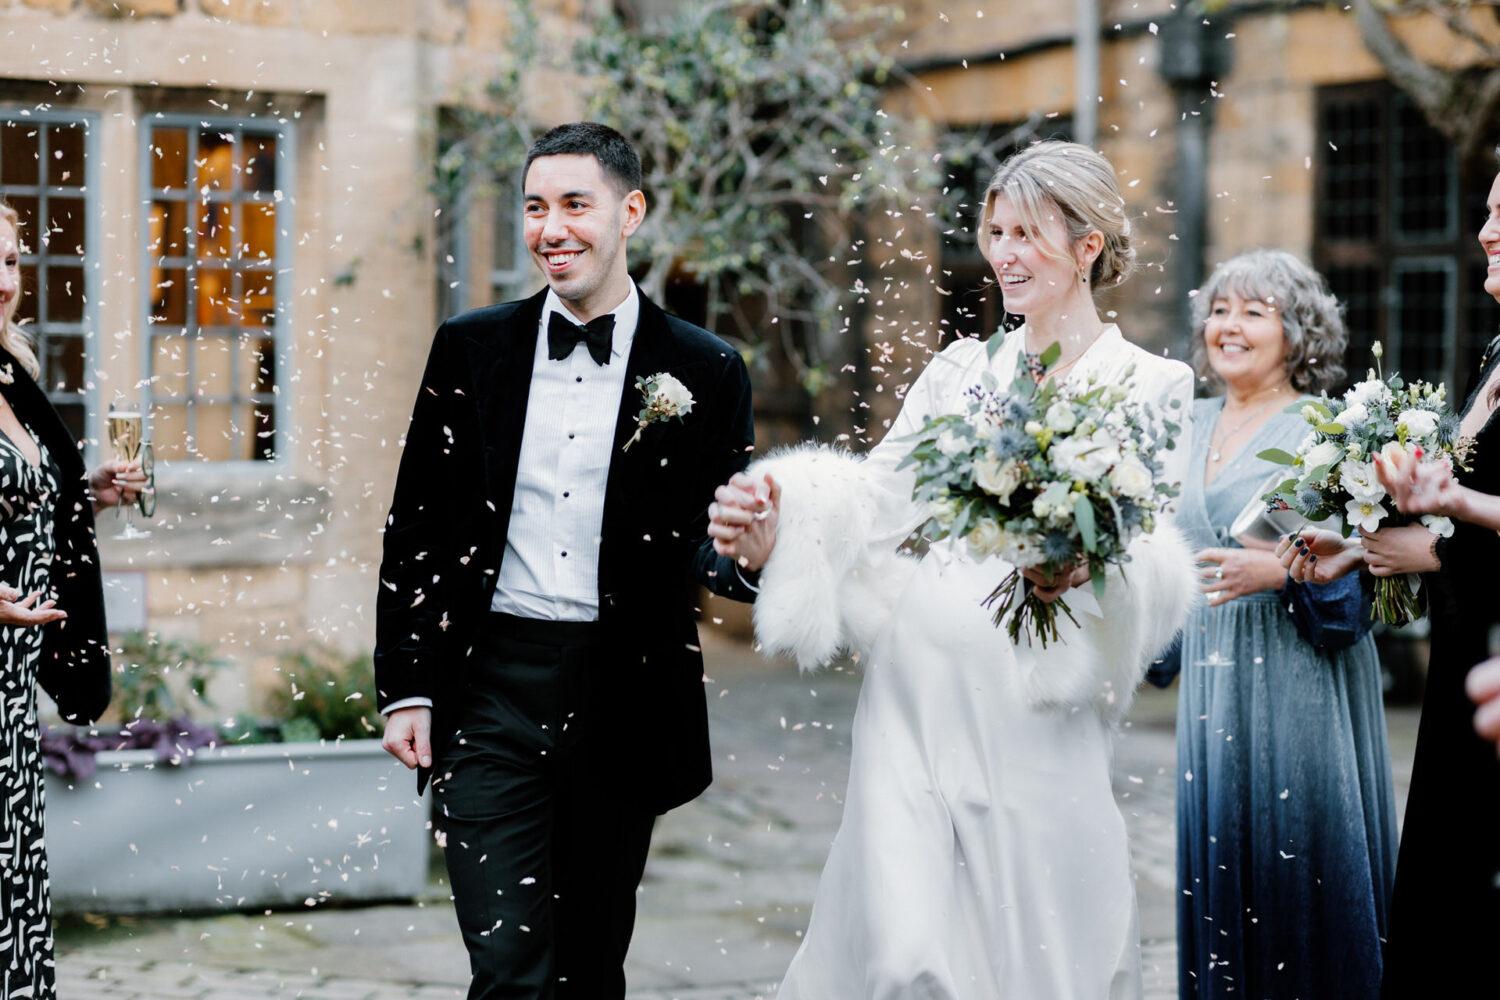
[373,289,758,813]
[0,347,111,724]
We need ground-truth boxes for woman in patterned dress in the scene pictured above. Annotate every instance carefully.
[0,200,139,997]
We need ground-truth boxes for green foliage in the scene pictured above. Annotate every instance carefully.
[112,631,228,723]
[264,647,382,742]
[442,0,941,384]
[577,0,935,353]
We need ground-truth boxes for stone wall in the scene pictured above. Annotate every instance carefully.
[0,0,593,713]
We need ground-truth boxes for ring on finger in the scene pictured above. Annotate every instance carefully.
[1213,568,1223,580]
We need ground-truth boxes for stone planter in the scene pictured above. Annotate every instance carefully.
[46,739,430,914]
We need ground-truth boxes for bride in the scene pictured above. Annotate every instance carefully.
[709,141,1196,998]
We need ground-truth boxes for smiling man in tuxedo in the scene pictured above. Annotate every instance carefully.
[374,122,759,999]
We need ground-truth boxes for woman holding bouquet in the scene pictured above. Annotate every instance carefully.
[1169,250,1397,999]
[708,141,1196,998]
[1284,167,1500,995]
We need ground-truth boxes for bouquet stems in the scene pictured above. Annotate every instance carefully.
[982,570,1082,649]
[1371,573,1422,627]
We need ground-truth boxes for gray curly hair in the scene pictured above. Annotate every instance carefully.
[1190,249,1347,394]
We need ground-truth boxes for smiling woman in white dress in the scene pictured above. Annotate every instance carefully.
[710,142,1197,998]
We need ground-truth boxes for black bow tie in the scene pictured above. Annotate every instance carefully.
[547,311,614,366]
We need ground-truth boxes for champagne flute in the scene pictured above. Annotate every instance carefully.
[106,406,150,540]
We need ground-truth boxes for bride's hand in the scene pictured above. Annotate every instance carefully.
[708,472,781,572]
[1021,561,1090,603]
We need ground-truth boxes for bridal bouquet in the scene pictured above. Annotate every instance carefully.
[899,345,1182,647]
[1257,343,1471,625]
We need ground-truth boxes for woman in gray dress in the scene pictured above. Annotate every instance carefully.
[1170,250,1398,997]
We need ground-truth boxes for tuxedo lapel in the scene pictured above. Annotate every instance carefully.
[598,294,680,608]
[477,290,545,516]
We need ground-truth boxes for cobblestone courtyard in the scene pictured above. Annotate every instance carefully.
[56,634,1417,999]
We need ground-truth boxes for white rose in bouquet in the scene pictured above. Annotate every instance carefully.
[966,520,1007,559]
[1302,440,1343,472]
[930,496,962,527]
[1396,408,1440,441]
[1339,402,1370,429]
[1108,454,1155,500]
[1052,427,1121,482]
[1110,452,1152,500]
[1044,401,1077,433]
[973,456,1025,502]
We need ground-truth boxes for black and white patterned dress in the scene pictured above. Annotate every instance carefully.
[0,424,60,998]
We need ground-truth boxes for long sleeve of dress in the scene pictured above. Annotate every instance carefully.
[745,339,989,670]
[750,331,1197,720]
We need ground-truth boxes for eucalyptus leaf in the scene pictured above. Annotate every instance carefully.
[1075,495,1097,551]
[1257,448,1297,465]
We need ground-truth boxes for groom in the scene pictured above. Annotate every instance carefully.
[374,122,759,998]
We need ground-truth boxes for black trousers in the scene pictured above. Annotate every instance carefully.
[434,613,656,1000]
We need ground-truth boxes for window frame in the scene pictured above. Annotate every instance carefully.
[138,112,297,468]
[1314,81,1500,396]
[0,107,102,462]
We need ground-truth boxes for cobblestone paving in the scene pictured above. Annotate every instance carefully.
[56,635,1416,999]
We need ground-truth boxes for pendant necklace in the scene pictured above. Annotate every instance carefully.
[1210,398,1280,462]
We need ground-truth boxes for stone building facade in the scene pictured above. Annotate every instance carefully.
[875,0,1500,425]
[0,0,588,711]
[1,0,1494,705]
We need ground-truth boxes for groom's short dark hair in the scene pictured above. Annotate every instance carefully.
[522,122,643,197]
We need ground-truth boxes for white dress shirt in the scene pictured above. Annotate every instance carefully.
[491,285,639,619]
[384,284,639,716]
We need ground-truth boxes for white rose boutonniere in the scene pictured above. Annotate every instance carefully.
[624,372,694,451]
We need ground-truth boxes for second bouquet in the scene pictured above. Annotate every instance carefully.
[1257,343,1471,625]
[899,345,1183,647]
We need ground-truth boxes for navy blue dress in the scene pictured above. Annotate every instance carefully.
[1176,398,1398,998]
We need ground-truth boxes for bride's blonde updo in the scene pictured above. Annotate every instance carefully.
[978,141,1136,293]
[0,201,39,380]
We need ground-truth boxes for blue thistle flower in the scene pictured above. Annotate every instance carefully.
[1436,411,1460,448]
[989,425,1036,460]
[1117,498,1143,531]
[1041,529,1076,564]
[1294,484,1323,515]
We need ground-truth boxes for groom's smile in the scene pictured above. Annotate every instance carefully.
[523,152,645,322]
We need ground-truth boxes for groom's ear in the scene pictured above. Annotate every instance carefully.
[620,189,646,239]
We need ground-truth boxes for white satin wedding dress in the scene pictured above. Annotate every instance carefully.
[750,327,1196,999]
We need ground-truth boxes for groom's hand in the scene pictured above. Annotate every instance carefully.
[708,472,781,572]
[382,706,433,770]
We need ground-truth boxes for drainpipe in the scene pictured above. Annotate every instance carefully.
[1158,12,1232,356]
[1075,0,1099,148]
